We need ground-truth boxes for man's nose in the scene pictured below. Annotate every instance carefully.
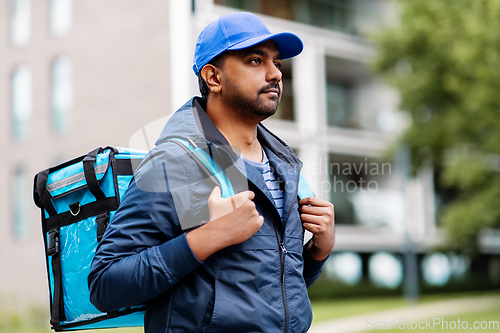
[266,61,282,82]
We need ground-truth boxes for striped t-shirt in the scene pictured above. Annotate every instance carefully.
[244,149,284,218]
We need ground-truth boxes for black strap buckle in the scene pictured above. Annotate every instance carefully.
[96,212,110,242]
[47,229,60,256]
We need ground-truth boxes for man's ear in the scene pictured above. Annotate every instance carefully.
[201,65,222,94]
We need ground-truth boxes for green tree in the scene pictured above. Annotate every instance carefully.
[372,0,500,252]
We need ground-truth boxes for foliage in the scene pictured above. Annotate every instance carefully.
[371,0,500,252]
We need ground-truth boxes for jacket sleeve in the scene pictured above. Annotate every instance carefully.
[302,239,329,287]
[88,146,203,312]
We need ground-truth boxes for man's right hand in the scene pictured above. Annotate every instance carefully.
[186,186,263,261]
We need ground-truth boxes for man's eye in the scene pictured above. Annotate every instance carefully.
[275,62,282,69]
[250,58,261,64]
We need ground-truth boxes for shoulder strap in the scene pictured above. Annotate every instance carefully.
[167,138,235,198]
[169,138,314,200]
[298,174,315,200]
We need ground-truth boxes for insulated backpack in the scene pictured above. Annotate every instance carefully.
[33,140,314,331]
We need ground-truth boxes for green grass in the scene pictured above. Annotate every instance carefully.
[311,291,500,323]
[360,308,500,332]
[312,297,407,323]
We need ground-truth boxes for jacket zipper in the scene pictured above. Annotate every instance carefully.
[273,172,300,333]
[274,225,289,333]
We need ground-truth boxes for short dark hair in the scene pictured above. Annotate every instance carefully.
[198,53,225,101]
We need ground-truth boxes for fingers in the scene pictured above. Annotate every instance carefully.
[302,222,321,234]
[300,213,330,225]
[234,190,255,201]
[209,186,222,200]
[299,196,333,208]
[299,204,328,216]
[209,187,254,204]
[231,190,255,210]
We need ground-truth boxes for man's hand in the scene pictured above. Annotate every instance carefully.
[299,197,335,261]
[186,187,264,261]
[207,186,253,221]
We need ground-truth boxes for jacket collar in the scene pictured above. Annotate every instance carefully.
[193,97,302,169]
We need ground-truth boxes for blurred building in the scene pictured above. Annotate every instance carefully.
[1,0,498,309]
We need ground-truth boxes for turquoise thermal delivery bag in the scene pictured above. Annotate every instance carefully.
[33,141,315,331]
[33,146,147,331]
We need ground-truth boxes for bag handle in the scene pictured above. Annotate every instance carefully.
[83,148,108,201]
[83,147,119,201]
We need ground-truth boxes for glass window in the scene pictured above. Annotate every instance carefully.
[50,0,72,37]
[214,0,260,12]
[325,56,367,129]
[214,0,353,34]
[328,153,401,229]
[11,65,33,141]
[326,79,352,127]
[274,59,294,121]
[294,0,353,32]
[13,167,30,240]
[51,55,73,134]
[10,0,31,47]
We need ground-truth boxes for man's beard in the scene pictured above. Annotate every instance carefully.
[223,79,281,121]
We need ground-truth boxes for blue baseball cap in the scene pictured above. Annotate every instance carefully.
[193,12,303,76]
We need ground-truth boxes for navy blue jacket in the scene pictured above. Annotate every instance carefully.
[88,98,327,332]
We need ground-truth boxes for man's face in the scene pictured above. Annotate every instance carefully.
[218,40,283,121]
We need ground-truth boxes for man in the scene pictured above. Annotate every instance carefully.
[89,12,335,333]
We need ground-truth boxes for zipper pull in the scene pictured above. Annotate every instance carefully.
[280,242,287,255]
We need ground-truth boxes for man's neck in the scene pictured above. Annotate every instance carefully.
[205,99,263,163]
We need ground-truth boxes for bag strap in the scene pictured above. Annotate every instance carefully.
[168,138,235,198]
[169,138,315,200]
[298,173,315,200]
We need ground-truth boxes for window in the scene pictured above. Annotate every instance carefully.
[326,56,382,130]
[326,79,352,127]
[328,153,400,229]
[11,65,32,141]
[325,56,363,129]
[50,0,72,37]
[51,55,73,134]
[294,0,353,33]
[12,167,30,240]
[10,0,31,47]
[214,0,354,34]
[214,0,260,13]
[274,59,294,121]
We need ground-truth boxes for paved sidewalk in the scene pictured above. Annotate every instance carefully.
[308,295,500,333]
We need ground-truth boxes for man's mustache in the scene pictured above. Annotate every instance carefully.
[258,83,281,96]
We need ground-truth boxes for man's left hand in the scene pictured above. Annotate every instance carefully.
[299,197,335,261]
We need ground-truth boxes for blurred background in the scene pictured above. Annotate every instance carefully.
[1,0,499,332]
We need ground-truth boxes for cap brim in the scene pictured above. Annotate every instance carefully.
[227,32,303,59]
